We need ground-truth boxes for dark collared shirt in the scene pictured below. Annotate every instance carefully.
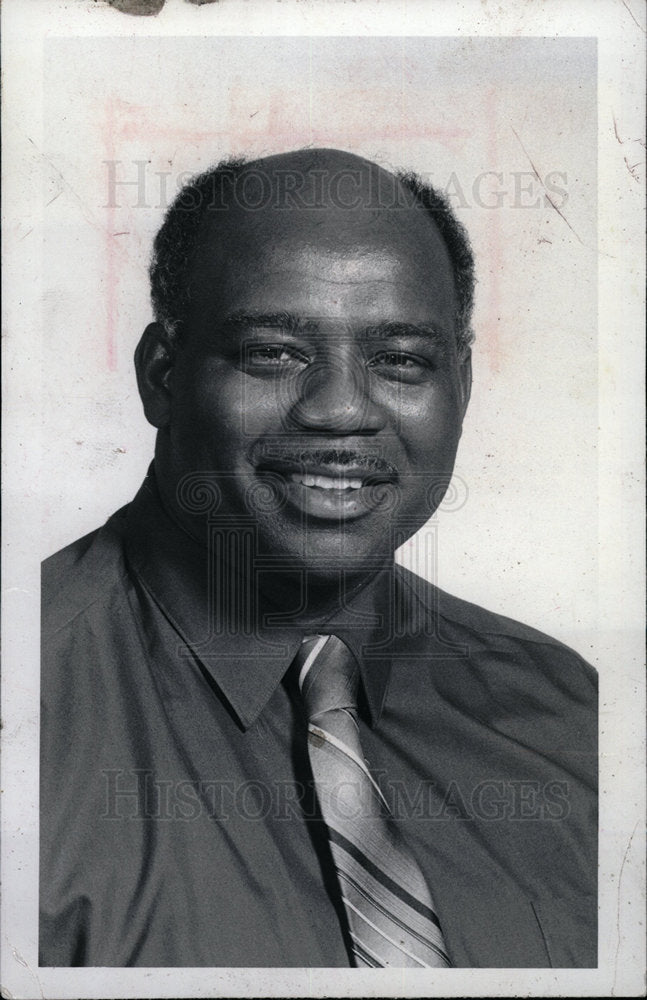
[40,472,597,968]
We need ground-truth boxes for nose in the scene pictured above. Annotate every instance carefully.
[286,354,385,434]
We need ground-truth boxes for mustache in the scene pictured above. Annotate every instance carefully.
[252,445,399,478]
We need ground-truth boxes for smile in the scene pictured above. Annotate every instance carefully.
[288,473,364,491]
[253,464,399,521]
[251,450,400,520]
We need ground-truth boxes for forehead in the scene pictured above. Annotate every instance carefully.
[188,182,457,335]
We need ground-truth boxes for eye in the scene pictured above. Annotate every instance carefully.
[246,345,309,369]
[368,351,431,382]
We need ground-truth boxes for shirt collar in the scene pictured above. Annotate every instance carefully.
[124,468,395,731]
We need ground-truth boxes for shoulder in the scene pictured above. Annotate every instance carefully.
[395,564,597,691]
[41,506,131,636]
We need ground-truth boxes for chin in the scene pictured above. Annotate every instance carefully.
[268,527,392,573]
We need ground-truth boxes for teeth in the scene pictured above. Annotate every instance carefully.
[289,473,364,490]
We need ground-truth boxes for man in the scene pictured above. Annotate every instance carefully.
[40,148,597,968]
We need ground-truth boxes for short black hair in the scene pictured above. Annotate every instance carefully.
[396,169,475,359]
[149,154,476,359]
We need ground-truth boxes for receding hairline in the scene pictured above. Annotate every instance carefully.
[148,148,476,357]
[188,149,453,277]
[201,147,430,211]
[229,146,398,176]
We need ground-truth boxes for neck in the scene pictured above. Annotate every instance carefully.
[255,563,389,626]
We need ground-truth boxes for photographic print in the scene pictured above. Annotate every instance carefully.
[2,1,644,997]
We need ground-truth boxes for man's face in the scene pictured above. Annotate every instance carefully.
[154,167,471,579]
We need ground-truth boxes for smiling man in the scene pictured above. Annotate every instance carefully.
[40,149,597,969]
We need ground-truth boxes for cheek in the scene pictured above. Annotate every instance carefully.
[391,388,463,453]
[172,369,287,475]
[175,365,246,440]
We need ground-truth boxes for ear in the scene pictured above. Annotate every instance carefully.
[134,322,176,428]
[458,348,472,421]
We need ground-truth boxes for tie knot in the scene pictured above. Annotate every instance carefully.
[294,634,359,721]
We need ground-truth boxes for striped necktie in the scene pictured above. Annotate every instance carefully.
[294,633,451,969]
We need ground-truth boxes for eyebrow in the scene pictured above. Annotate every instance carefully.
[362,320,447,342]
[222,311,317,335]
[222,311,447,342]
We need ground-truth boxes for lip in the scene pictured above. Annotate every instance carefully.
[255,463,397,520]
[256,458,397,485]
